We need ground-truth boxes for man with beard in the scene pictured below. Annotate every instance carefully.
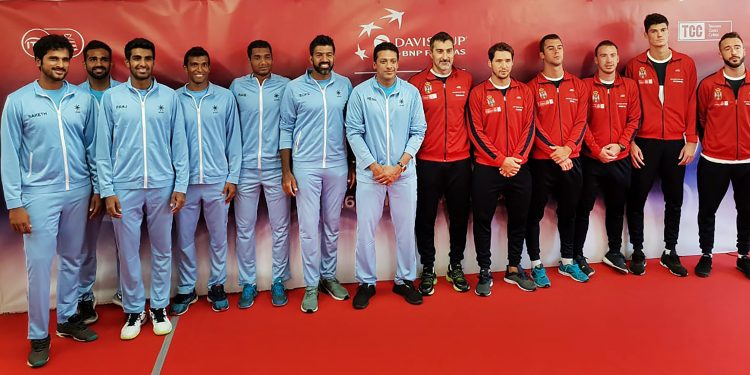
[573,40,640,274]
[172,47,240,314]
[96,38,188,340]
[2,34,99,368]
[468,42,536,295]
[76,40,123,325]
[231,40,292,308]
[624,13,698,277]
[280,35,354,313]
[408,31,473,295]
[695,32,750,279]
[526,34,590,284]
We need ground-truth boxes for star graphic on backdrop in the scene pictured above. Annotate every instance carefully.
[358,22,382,37]
[355,44,368,60]
[380,8,404,29]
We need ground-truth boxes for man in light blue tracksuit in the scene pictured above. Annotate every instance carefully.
[172,47,241,315]
[1,35,98,368]
[279,35,354,313]
[230,40,292,308]
[77,40,123,325]
[96,38,188,341]
[346,42,426,310]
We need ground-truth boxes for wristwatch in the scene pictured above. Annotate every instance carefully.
[396,161,407,172]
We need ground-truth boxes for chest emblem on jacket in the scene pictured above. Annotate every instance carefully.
[714,88,723,101]
[592,90,600,103]
[639,67,647,79]
[487,95,495,107]
[538,88,547,100]
[158,105,165,113]
[423,81,432,94]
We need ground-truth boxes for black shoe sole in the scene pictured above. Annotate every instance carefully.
[736,266,750,279]
[695,270,711,278]
[659,261,688,277]
[603,257,629,274]
[55,331,97,342]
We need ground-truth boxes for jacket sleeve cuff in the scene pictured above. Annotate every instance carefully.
[279,132,293,150]
[227,175,239,184]
[360,155,376,171]
[100,188,115,198]
[564,140,578,150]
[174,184,188,194]
[6,198,23,210]
[686,135,699,143]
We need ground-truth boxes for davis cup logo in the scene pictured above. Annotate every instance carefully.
[22,28,84,58]
[353,7,467,70]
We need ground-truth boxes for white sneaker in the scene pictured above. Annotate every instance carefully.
[120,311,147,340]
[149,308,172,336]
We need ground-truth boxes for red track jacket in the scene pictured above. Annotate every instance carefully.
[527,71,589,160]
[408,68,473,162]
[697,68,750,161]
[468,79,535,167]
[582,74,641,161]
[624,49,698,143]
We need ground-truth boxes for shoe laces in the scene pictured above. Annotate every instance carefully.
[210,284,227,299]
[242,285,257,299]
[272,280,285,296]
[479,269,492,282]
[151,308,166,323]
[568,264,587,279]
[449,265,467,283]
[31,337,49,351]
[126,313,142,326]
[304,287,318,297]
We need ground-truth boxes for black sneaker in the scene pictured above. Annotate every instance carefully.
[419,267,437,296]
[207,284,230,312]
[392,281,423,305]
[737,256,750,279]
[77,297,98,325]
[573,255,595,277]
[27,335,50,368]
[353,284,376,310]
[475,268,494,297]
[56,315,98,342]
[446,263,470,292]
[603,251,628,274]
[660,251,688,277]
[695,254,712,278]
[629,250,647,276]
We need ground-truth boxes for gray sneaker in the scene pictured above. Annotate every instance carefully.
[319,278,349,300]
[112,291,123,307]
[503,267,537,292]
[301,287,319,313]
[475,268,494,297]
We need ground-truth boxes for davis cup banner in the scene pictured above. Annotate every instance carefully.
[0,0,747,313]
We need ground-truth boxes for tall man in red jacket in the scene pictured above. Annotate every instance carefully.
[574,40,641,275]
[468,42,537,295]
[526,34,590,285]
[694,32,750,279]
[625,13,697,277]
[408,31,473,295]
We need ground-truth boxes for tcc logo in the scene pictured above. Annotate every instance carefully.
[678,21,732,42]
[21,28,85,58]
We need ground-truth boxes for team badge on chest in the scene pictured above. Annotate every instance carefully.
[714,88,723,101]
[639,67,647,79]
[424,81,432,94]
[538,88,547,100]
[592,90,600,103]
[487,95,495,107]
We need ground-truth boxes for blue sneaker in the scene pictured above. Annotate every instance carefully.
[238,284,258,309]
[207,284,229,312]
[531,265,551,288]
[170,289,198,316]
[559,262,589,283]
[271,277,288,307]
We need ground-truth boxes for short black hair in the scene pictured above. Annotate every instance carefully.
[247,40,272,59]
[183,46,210,66]
[309,35,335,56]
[644,13,669,33]
[488,42,514,60]
[594,40,619,56]
[33,34,73,61]
[539,34,562,52]
[83,40,112,59]
[124,38,155,60]
[373,42,399,62]
[719,32,744,47]
[429,31,454,50]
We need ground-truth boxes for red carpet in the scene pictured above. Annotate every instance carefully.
[1,254,748,374]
